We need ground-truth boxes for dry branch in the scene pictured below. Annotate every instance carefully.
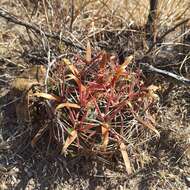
[146,18,190,53]
[145,0,158,43]
[1,8,189,85]
[0,8,85,51]
[140,62,190,85]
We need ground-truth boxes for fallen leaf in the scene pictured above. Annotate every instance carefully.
[66,74,86,92]
[11,78,39,93]
[121,55,133,69]
[117,55,133,75]
[120,142,132,174]
[31,125,47,147]
[62,129,78,153]
[112,55,133,84]
[56,102,80,110]
[147,85,159,91]
[63,58,79,76]
[33,92,62,102]
[86,40,92,62]
[147,85,160,101]
[19,65,46,81]
[11,66,46,123]
[100,123,109,151]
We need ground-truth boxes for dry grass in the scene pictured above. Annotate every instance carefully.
[0,0,190,189]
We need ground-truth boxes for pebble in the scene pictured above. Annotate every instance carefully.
[185,176,190,187]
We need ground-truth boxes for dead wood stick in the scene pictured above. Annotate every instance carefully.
[146,18,190,53]
[140,62,190,85]
[0,8,85,51]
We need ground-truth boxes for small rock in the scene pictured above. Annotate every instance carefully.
[185,176,190,187]
[0,182,8,190]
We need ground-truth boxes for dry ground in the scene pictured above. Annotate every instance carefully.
[0,0,190,189]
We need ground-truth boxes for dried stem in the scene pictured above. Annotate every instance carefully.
[0,8,85,51]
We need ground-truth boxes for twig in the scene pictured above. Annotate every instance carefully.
[0,57,26,68]
[0,8,85,51]
[146,18,190,53]
[145,0,158,42]
[140,62,190,85]
[42,0,51,33]
[69,0,75,32]
[0,97,21,110]
[44,54,66,93]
